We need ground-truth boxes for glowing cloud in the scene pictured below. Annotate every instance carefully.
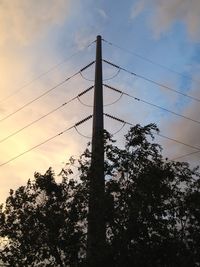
[0,0,70,44]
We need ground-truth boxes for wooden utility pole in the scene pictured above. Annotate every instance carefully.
[87,35,106,266]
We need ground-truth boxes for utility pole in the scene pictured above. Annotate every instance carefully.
[87,35,106,266]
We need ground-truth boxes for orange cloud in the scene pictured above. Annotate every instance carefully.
[0,0,71,45]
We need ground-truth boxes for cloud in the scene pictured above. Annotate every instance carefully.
[131,0,200,40]
[130,1,145,19]
[130,0,200,162]
[158,69,200,162]
[0,0,94,204]
[97,8,108,19]
[74,30,95,50]
[0,39,93,193]
[0,0,71,45]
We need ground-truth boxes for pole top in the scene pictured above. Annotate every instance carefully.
[97,35,102,40]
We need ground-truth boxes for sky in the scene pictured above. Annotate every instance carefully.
[1,0,200,203]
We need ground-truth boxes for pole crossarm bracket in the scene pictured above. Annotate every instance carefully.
[75,115,93,127]
[80,61,95,73]
[104,113,133,126]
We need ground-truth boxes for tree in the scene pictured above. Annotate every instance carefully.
[0,124,200,266]
[0,167,88,266]
[104,124,200,266]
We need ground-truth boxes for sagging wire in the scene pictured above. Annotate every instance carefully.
[103,39,200,86]
[0,115,93,167]
[0,61,95,124]
[77,97,93,107]
[112,122,126,136]
[75,113,127,138]
[0,40,96,105]
[104,84,200,126]
[104,93,123,107]
[75,126,92,139]
[74,114,93,139]
[104,113,200,160]
[77,92,123,108]
[103,59,200,103]
[79,61,95,81]
[0,86,94,144]
[79,71,94,82]
[172,150,200,161]
[104,113,131,136]
[79,63,121,82]
[103,68,121,81]
[77,84,123,108]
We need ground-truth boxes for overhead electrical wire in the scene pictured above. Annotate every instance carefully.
[111,122,126,136]
[103,93,123,107]
[104,84,200,126]
[0,125,74,167]
[104,113,200,156]
[104,113,200,152]
[79,67,120,82]
[77,96,93,107]
[1,113,199,167]
[0,61,95,123]
[103,39,200,86]
[103,59,200,103]
[0,40,95,104]
[0,115,92,167]
[156,133,200,151]
[77,88,123,108]
[102,60,200,161]
[172,150,200,161]
[79,71,94,82]
[102,68,121,81]
[0,72,79,123]
[74,126,91,139]
[0,86,94,144]
[104,113,200,155]
[104,85,200,159]
[2,40,199,168]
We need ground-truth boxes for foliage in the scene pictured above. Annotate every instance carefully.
[0,124,200,266]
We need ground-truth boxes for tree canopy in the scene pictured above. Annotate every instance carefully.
[0,124,200,266]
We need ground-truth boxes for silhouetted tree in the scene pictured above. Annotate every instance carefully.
[0,124,200,266]
[0,167,88,266]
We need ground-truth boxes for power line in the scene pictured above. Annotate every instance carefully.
[112,122,126,136]
[172,150,200,161]
[0,115,92,167]
[104,84,200,126]
[103,93,123,107]
[79,71,95,82]
[79,67,120,82]
[103,68,121,81]
[0,126,73,167]
[103,60,200,161]
[156,133,200,151]
[74,126,91,139]
[0,86,93,144]
[0,72,78,122]
[0,40,95,104]
[103,59,200,103]
[78,88,123,107]
[0,61,95,123]
[103,39,200,86]
[104,114,127,135]
[104,113,200,153]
